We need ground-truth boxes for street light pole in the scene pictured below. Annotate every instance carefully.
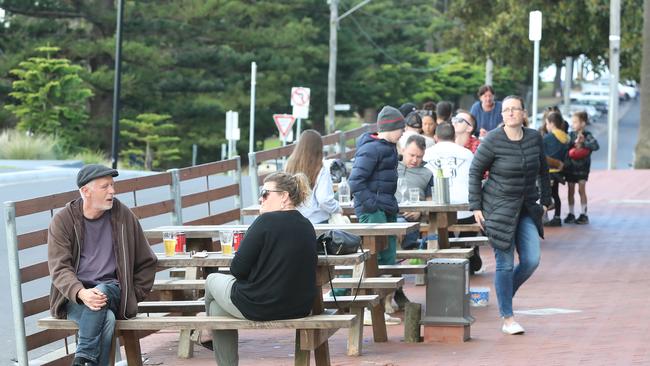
[110,0,124,169]
[607,0,621,170]
[327,0,372,134]
[529,11,542,129]
[327,0,338,134]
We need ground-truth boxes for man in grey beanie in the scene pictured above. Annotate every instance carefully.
[348,105,404,324]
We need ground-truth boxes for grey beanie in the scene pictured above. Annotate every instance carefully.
[377,106,405,132]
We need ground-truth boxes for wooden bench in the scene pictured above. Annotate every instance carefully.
[448,223,482,233]
[329,277,403,290]
[323,294,379,356]
[448,236,489,247]
[38,314,356,366]
[395,248,475,260]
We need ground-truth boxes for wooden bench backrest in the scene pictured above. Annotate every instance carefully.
[4,157,241,366]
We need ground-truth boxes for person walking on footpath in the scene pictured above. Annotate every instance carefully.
[468,96,551,335]
[349,105,404,323]
[285,129,341,224]
[470,85,503,137]
[47,164,158,366]
[203,172,317,365]
[563,111,600,224]
[542,111,570,227]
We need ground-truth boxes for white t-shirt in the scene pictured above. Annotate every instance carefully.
[422,141,474,219]
[298,166,341,224]
[398,130,435,150]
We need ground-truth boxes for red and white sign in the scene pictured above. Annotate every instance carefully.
[273,114,296,138]
[291,87,311,107]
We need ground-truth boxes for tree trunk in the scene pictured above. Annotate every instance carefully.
[634,0,650,168]
[553,60,563,97]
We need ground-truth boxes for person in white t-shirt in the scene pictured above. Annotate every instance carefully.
[423,121,483,273]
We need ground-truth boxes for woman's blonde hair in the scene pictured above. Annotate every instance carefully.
[285,129,323,188]
[264,172,311,207]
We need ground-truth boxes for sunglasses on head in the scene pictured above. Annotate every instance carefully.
[451,116,472,126]
[260,188,284,199]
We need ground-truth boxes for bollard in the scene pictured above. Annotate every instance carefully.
[404,302,422,343]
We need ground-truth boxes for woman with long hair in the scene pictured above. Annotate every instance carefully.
[285,129,341,224]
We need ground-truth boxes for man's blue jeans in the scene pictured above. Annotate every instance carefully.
[493,214,540,318]
[66,282,121,365]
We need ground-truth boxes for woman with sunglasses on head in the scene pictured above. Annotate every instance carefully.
[203,172,316,365]
[285,129,341,224]
[468,95,552,335]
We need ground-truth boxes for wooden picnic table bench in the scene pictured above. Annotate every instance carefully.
[38,314,356,366]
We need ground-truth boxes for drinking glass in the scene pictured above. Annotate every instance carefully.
[163,232,176,257]
[220,230,234,255]
[409,188,420,203]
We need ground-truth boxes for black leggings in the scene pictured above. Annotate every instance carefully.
[551,179,561,217]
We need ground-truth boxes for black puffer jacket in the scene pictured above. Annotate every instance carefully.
[468,127,552,250]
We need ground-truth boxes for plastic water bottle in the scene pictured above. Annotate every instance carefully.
[338,177,351,204]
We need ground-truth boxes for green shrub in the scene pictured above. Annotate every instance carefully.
[0,129,60,159]
[70,149,111,165]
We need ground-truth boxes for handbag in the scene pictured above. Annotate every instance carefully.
[316,229,361,255]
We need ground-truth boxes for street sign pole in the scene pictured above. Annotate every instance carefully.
[249,61,257,154]
[529,11,542,129]
[607,0,621,170]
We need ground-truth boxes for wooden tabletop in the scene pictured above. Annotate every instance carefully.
[155,250,370,267]
[145,222,419,239]
[241,202,469,216]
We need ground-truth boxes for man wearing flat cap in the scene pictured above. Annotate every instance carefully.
[47,164,157,366]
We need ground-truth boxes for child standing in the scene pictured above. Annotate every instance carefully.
[543,111,570,226]
[564,111,600,224]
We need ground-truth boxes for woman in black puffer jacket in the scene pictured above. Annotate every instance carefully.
[468,95,552,335]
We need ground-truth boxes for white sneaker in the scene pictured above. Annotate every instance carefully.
[384,293,398,314]
[363,309,401,326]
[502,321,525,335]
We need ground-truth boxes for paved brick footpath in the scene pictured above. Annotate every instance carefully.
[134,170,650,366]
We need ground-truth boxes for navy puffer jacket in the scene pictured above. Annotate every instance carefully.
[349,133,399,217]
[468,127,552,250]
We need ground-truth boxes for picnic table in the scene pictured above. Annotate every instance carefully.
[146,222,419,344]
[241,201,469,249]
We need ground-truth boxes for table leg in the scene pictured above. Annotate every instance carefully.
[427,213,440,250]
[122,331,143,366]
[312,268,331,366]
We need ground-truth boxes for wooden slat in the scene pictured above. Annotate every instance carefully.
[138,300,204,313]
[17,228,48,250]
[344,124,375,140]
[26,329,75,351]
[178,159,238,181]
[39,314,356,331]
[153,279,205,291]
[345,150,356,160]
[24,294,50,317]
[257,172,271,186]
[21,261,49,283]
[329,277,404,289]
[322,295,379,308]
[181,184,238,208]
[321,131,341,145]
[114,172,172,193]
[184,209,240,225]
[254,144,295,162]
[14,190,79,217]
[130,200,174,219]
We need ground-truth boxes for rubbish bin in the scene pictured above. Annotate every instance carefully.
[422,258,475,327]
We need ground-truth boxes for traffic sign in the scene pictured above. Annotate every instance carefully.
[292,105,309,119]
[273,114,296,138]
[291,87,311,107]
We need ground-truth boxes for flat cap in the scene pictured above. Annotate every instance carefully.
[77,164,119,188]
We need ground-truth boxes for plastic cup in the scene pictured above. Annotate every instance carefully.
[220,230,234,255]
[163,232,176,257]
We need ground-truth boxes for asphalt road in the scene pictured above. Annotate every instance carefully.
[0,98,639,363]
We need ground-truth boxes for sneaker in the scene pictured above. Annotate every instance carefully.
[575,214,589,224]
[72,357,95,366]
[363,309,401,326]
[564,213,576,224]
[502,321,525,335]
[544,217,562,227]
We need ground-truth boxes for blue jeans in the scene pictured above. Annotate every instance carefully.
[66,282,121,365]
[493,214,540,318]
